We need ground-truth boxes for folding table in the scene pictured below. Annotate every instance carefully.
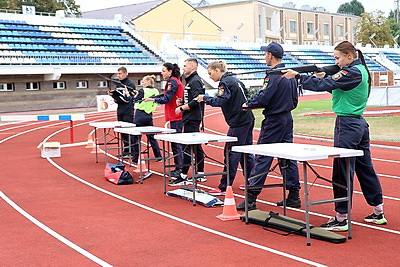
[89,121,136,163]
[114,126,176,183]
[232,143,363,245]
[155,132,238,205]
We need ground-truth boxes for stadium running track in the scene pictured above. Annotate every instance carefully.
[1,94,399,266]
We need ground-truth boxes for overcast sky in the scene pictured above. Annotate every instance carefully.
[75,0,394,15]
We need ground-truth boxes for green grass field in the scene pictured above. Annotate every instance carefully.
[253,99,400,143]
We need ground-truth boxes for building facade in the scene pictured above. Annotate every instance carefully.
[197,1,358,45]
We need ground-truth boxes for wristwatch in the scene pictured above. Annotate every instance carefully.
[180,106,184,111]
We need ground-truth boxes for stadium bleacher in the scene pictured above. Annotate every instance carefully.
[0,17,158,65]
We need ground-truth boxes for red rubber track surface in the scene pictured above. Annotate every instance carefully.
[1,94,399,266]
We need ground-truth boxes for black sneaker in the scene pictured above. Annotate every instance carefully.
[236,194,257,211]
[364,213,387,225]
[320,217,348,231]
[168,176,187,186]
[276,198,301,208]
[169,169,182,177]
[187,174,207,183]
[236,199,257,211]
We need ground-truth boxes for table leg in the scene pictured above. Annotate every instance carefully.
[243,153,249,224]
[191,145,196,206]
[103,128,108,164]
[94,127,99,163]
[302,161,311,246]
[346,157,352,240]
[162,140,167,194]
[137,135,144,184]
[279,158,287,216]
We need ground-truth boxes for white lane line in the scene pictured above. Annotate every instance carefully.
[46,158,326,267]
[0,191,112,267]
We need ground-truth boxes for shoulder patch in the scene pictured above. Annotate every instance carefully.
[332,72,343,81]
[262,77,270,90]
[332,69,348,81]
[217,85,225,96]
[167,81,173,91]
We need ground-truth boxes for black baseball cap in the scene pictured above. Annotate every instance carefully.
[260,42,284,58]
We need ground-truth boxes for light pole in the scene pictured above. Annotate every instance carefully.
[183,9,195,38]
[369,33,377,48]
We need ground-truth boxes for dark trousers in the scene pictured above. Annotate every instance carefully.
[181,120,204,174]
[248,113,300,196]
[333,116,383,214]
[117,110,134,153]
[218,120,255,191]
[131,109,161,162]
[170,120,183,168]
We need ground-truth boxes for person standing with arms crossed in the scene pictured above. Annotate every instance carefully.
[197,60,255,196]
[109,66,136,158]
[143,63,184,175]
[124,75,162,163]
[171,58,206,186]
[236,42,301,211]
[283,41,387,231]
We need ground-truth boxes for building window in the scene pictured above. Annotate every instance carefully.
[0,83,14,91]
[76,81,88,89]
[306,22,314,34]
[323,24,329,36]
[26,82,40,90]
[266,17,272,31]
[97,81,108,88]
[337,25,344,36]
[289,20,297,33]
[53,81,66,90]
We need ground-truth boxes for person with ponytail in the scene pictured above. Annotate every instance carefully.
[283,41,387,231]
[124,75,162,163]
[143,63,184,175]
[197,60,255,196]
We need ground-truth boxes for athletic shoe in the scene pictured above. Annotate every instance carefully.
[187,177,208,183]
[118,152,131,158]
[187,174,207,183]
[236,194,257,211]
[364,213,387,225]
[196,172,207,182]
[320,217,348,231]
[208,187,225,196]
[168,176,187,186]
[236,200,257,211]
[276,198,301,208]
[169,169,182,177]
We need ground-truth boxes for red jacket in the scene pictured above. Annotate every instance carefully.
[155,77,184,122]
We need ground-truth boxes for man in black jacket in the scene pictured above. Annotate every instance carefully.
[170,58,206,186]
[109,66,135,158]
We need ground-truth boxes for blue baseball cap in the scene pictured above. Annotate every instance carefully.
[260,42,284,58]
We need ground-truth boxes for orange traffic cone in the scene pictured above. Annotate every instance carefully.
[133,160,148,173]
[216,186,240,221]
[85,134,95,149]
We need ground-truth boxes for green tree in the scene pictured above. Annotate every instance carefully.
[355,11,394,47]
[337,0,365,16]
[387,17,400,45]
[0,0,81,17]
